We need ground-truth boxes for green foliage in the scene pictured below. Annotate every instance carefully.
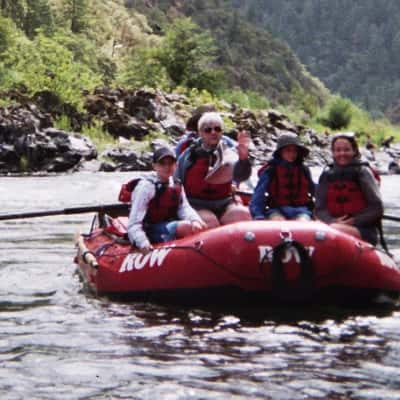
[118,18,225,93]
[0,0,25,29]
[0,16,16,54]
[81,119,116,150]
[254,0,400,117]
[1,32,102,108]
[117,46,172,90]
[319,97,353,130]
[54,114,72,131]
[62,0,88,34]
[51,29,116,83]
[24,0,54,38]
[19,155,29,172]
[219,89,270,110]
[185,87,219,108]
[155,18,225,93]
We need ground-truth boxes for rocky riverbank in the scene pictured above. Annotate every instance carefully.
[0,87,399,175]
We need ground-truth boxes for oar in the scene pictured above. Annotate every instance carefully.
[0,203,129,221]
[383,214,400,222]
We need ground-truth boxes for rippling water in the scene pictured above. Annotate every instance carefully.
[0,172,399,400]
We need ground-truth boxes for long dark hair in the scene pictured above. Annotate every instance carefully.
[331,132,360,158]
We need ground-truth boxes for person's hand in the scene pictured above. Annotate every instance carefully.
[237,131,250,160]
[335,215,355,225]
[139,244,153,254]
[191,220,207,233]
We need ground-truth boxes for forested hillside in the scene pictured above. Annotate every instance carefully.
[0,0,327,114]
[126,0,327,110]
[2,0,399,143]
[239,0,400,120]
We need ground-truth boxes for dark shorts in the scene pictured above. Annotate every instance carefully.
[145,221,178,244]
[357,225,378,246]
[189,197,234,218]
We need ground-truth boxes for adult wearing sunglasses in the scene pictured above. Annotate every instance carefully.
[175,104,237,157]
[314,132,383,245]
[175,112,252,228]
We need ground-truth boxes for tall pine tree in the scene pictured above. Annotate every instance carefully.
[24,0,54,38]
[0,0,25,29]
[63,0,87,34]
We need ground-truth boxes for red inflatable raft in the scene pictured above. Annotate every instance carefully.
[74,215,400,305]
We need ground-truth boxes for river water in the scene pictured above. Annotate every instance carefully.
[0,172,399,400]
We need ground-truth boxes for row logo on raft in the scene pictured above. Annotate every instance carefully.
[119,245,175,272]
[258,246,315,263]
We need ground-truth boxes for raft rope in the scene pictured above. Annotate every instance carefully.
[95,240,262,282]
[83,228,314,285]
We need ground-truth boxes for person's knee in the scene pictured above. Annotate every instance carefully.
[294,214,312,221]
[267,213,286,221]
[221,205,251,224]
[176,221,193,238]
[198,210,220,229]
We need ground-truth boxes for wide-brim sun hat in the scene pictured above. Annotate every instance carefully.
[273,131,310,158]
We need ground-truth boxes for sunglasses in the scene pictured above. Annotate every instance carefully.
[203,126,222,134]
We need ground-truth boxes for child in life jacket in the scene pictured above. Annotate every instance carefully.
[126,146,206,254]
[315,132,383,245]
[250,132,315,221]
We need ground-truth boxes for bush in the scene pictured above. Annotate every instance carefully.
[1,32,102,108]
[321,97,353,130]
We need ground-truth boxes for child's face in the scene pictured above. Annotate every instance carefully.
[280,145,298,162]
[153,157,176,181]
[332,138,356,166]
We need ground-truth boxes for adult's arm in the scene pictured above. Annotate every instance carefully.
[249,172,270,220]
[353,167,383,226]
[314,171,335,223]
[233,158,252,184]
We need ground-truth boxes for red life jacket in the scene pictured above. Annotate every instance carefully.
[118,178,182,224]
[259,163,313,208]
[325,164,370,217]
[179,139,191,155]
[184,149,232,200]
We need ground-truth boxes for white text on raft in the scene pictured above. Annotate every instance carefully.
[119,246,174,272]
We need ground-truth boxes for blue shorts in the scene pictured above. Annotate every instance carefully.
[145,221,178,244]
[265,206,312,220]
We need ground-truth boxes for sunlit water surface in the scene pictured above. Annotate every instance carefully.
[0,172,399,400]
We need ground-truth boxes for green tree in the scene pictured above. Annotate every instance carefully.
[2,32,101,107]
[24,0,54,38]
[51,29,116,84]
[63,0,87,33]
[0,0,25,28]
[322,97,353,130]
[117,46,171,90]
[0,15,16,54]
[155,18,224,92]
